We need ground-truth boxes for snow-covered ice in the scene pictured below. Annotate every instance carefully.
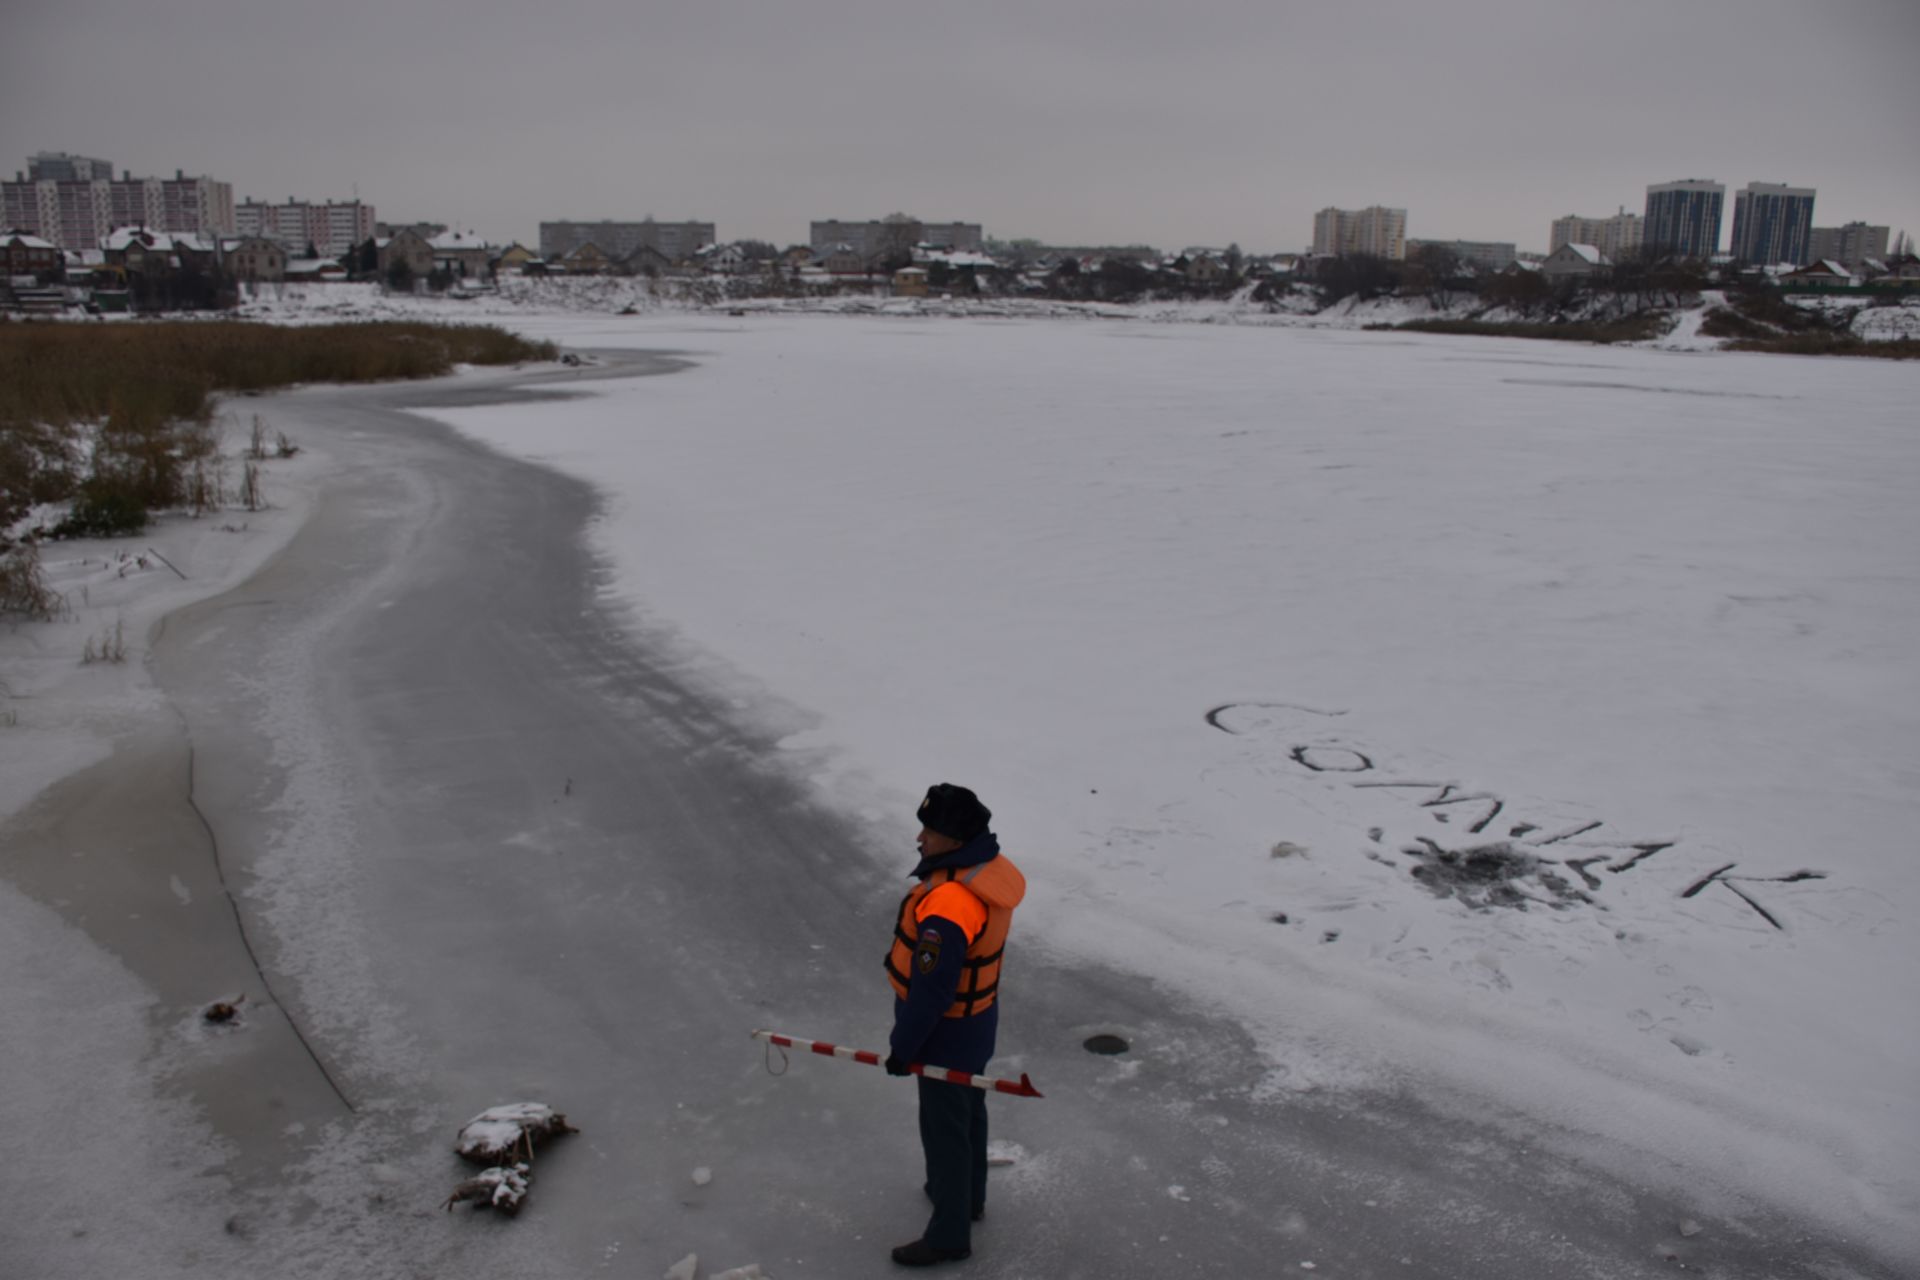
[415,310,1918,1259]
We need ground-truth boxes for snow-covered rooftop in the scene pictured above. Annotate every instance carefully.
[101,227,174,252]
[926,250,998,269]
[283,257,344,276]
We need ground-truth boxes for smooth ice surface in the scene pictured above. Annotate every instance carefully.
[420,313,1920,1252]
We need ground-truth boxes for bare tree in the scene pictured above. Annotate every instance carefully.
[870,214,923,273]
[1315,253,1399,303]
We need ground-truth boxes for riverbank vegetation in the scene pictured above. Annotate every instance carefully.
[0,319,557,617]
[0,319,554,431]
[1691,290,1920,358]
[1718,332,1920,358]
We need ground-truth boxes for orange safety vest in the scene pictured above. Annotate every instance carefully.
[885,854,1026,1018]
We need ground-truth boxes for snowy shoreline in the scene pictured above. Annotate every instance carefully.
[213,275,1920,352]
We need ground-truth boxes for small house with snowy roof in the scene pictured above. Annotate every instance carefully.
[562,242,612,275]
[1,230,61,278]
[1779,260,1855,289]
[101,227,183,277]
[225,236,287,282]
[1541,242,1610,281]
[1180,252,1229,284]
[697,242,749,274]
[816,243,867,276]
[891,265,929,297]
[1876,253,1920,282]
[377,228,434,279]
[429,230,490,279]
[617,243,671,277]
[493,242,537,273]
[101,226,170,254]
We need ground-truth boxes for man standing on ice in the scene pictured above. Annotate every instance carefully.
[883,783,1026,1267]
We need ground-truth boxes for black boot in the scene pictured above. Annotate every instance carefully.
[892,1238,971,1267]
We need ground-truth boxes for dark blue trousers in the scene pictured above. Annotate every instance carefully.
[918,1076,988,1251]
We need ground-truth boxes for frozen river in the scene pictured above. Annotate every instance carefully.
[3,316,1914,1278]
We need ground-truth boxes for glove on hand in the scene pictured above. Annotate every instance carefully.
[884,1055,912,1077]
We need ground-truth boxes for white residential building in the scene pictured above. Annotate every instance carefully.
[1,168,233,250]
[1806,222,1890,269]
[1312,206,1407,260]
[3,177,108,250]
[109,172,236,240]
[236,198,376,258]
[1549,209,1643,262]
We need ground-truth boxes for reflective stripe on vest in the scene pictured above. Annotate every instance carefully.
[884,866,1012,1018]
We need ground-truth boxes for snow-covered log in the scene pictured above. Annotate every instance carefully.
[443,1162,530,1216]
[454,1102,578,1165]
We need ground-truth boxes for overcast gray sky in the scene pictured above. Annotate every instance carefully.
[4,0,1915,254]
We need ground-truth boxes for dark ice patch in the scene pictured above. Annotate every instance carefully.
[1405,840,1592,912]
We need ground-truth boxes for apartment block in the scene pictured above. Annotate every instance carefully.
[236,198,376,258]
[161,173,235,239]
[918,222,982,251]
[1730,182,1816,266]
[1807,222,1890,269]
[539,219,716,263]
[2,166,234,250]
[1311,206,1407,260]
[1549,209,1643,261]
[2,177,108,250]
[1643,180,1724,260]
[110,171,236,239]
[809,215,982,258]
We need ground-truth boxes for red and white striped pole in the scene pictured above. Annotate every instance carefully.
[751,1029,1044,1099]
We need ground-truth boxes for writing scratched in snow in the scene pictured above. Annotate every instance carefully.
[1206,703,1826,930]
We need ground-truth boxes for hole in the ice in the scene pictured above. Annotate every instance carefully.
[1083,1034,1130,1056]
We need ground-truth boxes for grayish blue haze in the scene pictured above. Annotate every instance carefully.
[3,0,1915,252]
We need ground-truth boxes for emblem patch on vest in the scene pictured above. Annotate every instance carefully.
[915,937,941,975]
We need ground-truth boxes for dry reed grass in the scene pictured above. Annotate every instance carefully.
[0,319,557,617]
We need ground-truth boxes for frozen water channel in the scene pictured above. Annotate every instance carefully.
[2,318,1914,1278]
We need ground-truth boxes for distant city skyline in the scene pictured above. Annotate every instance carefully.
[3,0,1914,255]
